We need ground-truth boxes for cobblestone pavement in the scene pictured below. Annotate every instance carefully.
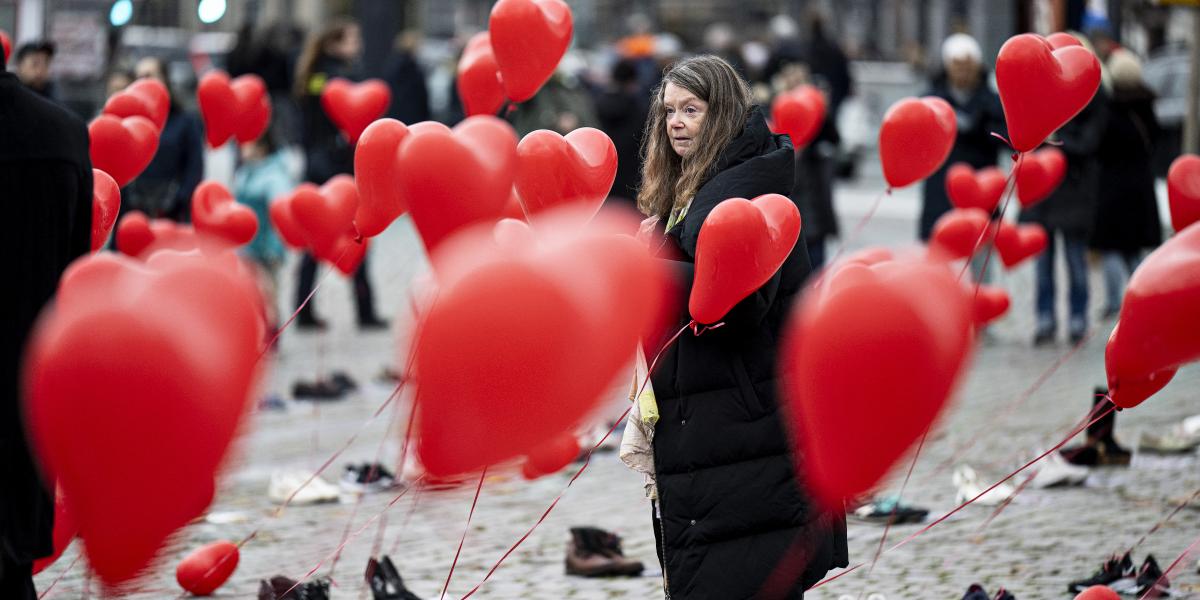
[35,180,1200,600]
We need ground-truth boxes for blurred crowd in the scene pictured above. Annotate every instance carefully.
[4,8,1180,345]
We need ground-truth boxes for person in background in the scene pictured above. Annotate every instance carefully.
[1021,35,1108,346]
[234,132,290,331]
[292,19,386,330]
[384,30,431,125]
[595,58,648,211]
[13,41,56,101]
[1,48,92,600]
[105,69,134,98]
[1091,49,1161,319]
[919,33,1006,242]
[121,57,205,223]
[229,22,303,149]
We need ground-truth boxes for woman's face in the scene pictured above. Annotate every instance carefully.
[134,57,166,85]
[329,25,363,61]
[663,82,708,158]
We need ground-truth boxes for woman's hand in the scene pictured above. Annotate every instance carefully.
[636,216,661,248]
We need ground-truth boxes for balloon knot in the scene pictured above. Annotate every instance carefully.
[689,321,726,336]
[990,131,1015,152]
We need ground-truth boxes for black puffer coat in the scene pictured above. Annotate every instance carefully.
[1091,85,1162,252]
[649,109,848,599]
[1019,90,1108,238]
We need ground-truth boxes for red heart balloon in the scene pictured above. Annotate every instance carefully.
[415,210,668,476]
[1105,324,1178,410]
[521,433,580,480]
[996,33,1101,153]
[103,79,169,131]
[115,212,206,259]
[489,0,573,103]
[690,194,802,325]
[320,78,391,144]
[928,207,990,262]
[329,233,369,276]
[972,285,1011,325]
[31,489,77,575]
[197,71,272,147]
[994,221,1048,268]
[781,257,975,507]
[191,180,259,246]
[23,254,262,585]
[88,114,160,188]
[1167,154,1200,233]
[1015,147,1067,208]
[0,30,10,64]
[1105,223,1200,408]
[353,118,410,237]
[398,117,519,254]
[514,127,616,222]
[176,541,239,596]
[268,186,311,250]
[770,85,827,150]
[115,211,156,257]
[288,175,361,267]
[946,163,1007,213]
[91,169,122,252]
[879,96,957,189]
[457,32,508,117]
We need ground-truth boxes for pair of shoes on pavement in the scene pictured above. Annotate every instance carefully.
[962,583,1016,600]
[848,495,929,524]
[292,371,359,401]
[1068,552,1171,597]
[366,555,422,600]
[257,575,331,599]
[296,314,390,331]
[565,527,644,577]
[267,470,340,505]
[954,465,1016,506]
[341,462,401,494]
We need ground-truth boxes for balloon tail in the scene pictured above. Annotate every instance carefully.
[865,427,929,579]
[36,553,81,600]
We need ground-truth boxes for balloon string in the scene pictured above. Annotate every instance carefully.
[439,467,488,600]
[1139,532,1200,600]
[957,153,1023,283]
[36,552,81,599]
[864,427,929,579]
[457,322,691,599]
[1127,486,1200,555]
[809,403,1117,589]
[258,245,352,360]
[827,188,889,266]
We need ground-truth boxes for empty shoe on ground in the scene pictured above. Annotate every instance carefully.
[257,575,331,599]
[342,462,401,494]
[292,379,346,401]
[962,583,990,600]
[565,526,644,577]
[849,495,929,524]
[1115,554,1171,597]
[954,464,1016,506]
[1028,450,1090,489]
[366,555,422,600]
[1138,429,1200,454]
[1068,551,1136,593]
[268,470,340,505]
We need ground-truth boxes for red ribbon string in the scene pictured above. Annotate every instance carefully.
[439,468,488,600]
[827,187,889,266]
[258,245,352,360]
[957,152,1022,283]
[865,427,929,579]
[1140,532,1200,600]
[1128,486,1200,556]
[36,553,81,599]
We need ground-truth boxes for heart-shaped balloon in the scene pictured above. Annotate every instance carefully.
[328,232,369,275]
[115,212,204,259]
[23,253,262,585]
[269,186,311,249]
[353,118,410,237]
[946,163,1007,213]
[115,211,155,257]
[928,207,990,262]
[994,221,1048,268]
[191,180,259,245]
[1167,154,1200,233]
[197,71,272,147]
[1105,325,1178,410]
[770,85,826,150]
[780,257,975,507]
[31,490,77,575]
[972,285,1011,325]
[996,33,1101,153]
[398,117,519,254]
[879,96,957,189]
[176,541,239,596]
[89,115,160,188]
[1015,147,1067,208]
[414,209,668,476]
[690,194,802,325]
[1105,223,1200,408]
[91,169,122,252]
[103,80,169,132]
[521,432,580,480]
[291,174,359,260]
[514,127,616,222]
[320,78,391,144]
[457,32,508,116]
[489,0,573,103]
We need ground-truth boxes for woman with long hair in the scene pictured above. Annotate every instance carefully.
[630,55,847,598]
[291,19,385,330]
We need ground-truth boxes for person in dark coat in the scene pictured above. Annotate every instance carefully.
[13,41,58,102]
[596,58,648,211]
[0,57,92,599]
[1020,74,1108,345]
[634,55,848,599]
[919,34,1007,241]
[122,57,205,223]
[292,19,385,330]
[1091,49,1162,318]
[383,31,431,125]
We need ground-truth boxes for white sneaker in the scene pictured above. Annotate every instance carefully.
[1028,450,1090,489]
[953,464,1016,506]
[268,469,340,505]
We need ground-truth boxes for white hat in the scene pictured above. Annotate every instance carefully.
[942,33,982,66]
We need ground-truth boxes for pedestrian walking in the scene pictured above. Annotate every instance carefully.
[0,51,93,600]
[627,54,847,599]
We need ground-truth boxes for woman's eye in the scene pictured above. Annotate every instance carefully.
[685,107,697,115]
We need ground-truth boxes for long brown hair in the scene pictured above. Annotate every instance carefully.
[293,19,357,99]
[637,55,752,220]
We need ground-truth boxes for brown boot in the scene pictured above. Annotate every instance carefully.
[566,527,637,577]
[592,528,645,576]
